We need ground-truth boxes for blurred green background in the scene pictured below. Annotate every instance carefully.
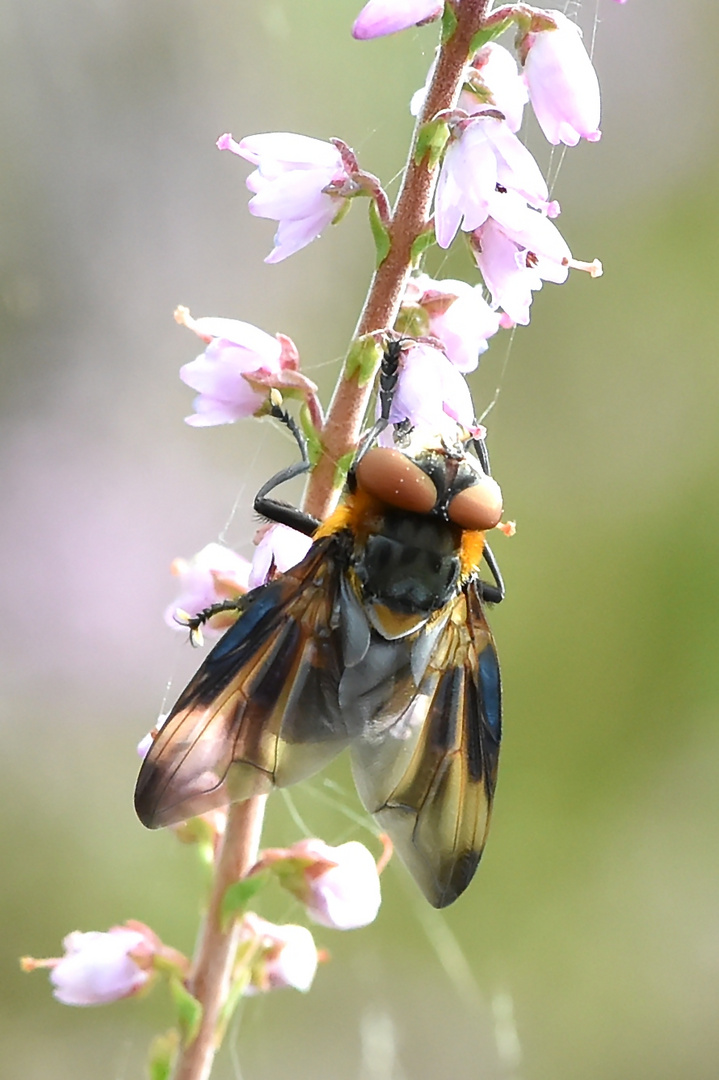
[3,1,718,1077]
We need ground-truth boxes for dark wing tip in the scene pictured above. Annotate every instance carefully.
[134,761,168,829]
[134,755,234,829]
[429,849,483,908]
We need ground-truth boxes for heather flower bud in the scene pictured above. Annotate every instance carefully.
[258,839,382,930]
[463,44,529,134]
[402,274,502,372]
[240,914,319,994]
[520,10,601,146]
[411,44,527,132]
[352,0,442,40]
[24,924,163,1007]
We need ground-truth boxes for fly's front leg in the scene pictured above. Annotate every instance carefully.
[254,397,320,536]
[478,541,505,605]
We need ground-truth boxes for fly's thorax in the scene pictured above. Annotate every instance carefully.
[351,509,463,618]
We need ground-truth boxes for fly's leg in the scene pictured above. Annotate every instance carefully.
[478,542,504,605]
[350,337,403,477]
[253,397,319,536]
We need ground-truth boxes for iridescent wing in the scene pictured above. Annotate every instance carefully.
[350,580,501,907]
[135,537,356,828]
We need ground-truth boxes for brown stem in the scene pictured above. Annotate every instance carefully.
[303,0,491,522]
[171,796,268,1080]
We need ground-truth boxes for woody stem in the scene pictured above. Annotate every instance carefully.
[303,0,492,522]
[170,797,267,1080]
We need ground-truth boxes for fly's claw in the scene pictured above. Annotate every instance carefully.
[174,600,245,647]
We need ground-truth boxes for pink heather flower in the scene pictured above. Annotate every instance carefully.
[48,928,153,1006]
[411,43,527,133]
[241,914,318,994]
[404,274,502,372]
[434,114,552,249]
[164,542,251,634]
[352,0,442,40]
[265,839,382,930]
[248,524,313,590]
[179,316,283,426]
[379,342,475,444]
[521,11,601,146]
[471,192,574,325]
[464,43,529,133]
[218,132,350,263]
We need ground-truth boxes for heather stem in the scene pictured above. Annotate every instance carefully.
[170,796,267,1080]
[303,0,492,522]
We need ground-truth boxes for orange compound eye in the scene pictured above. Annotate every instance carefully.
[354,447,438,514]
[447,475,503,531]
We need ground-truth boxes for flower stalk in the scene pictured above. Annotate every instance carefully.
[171,796,267,1080]
[304,0,493,521]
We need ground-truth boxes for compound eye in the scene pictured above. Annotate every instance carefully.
[354,447,437,514]
[447,475,503,531]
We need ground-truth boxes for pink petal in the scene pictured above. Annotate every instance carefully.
[247,168,339,221]
[51,930,148,1007]
[264,206,340,263]
[303,841,381,930]
[184,391,263,426]
[352,0,442,40]
[248,525,313,589]
[523,12,601,146]
[467,43,528,133]
[185,318,281,358]
[427,279,501,372]
[237,132,344,172]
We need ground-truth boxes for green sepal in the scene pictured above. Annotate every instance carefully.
[169,977,203,1048]
[331,199,353,226]
[469,17,514,53]
[440,1,458,44]
[410,225,437,265]
[394,304,430,340]
[414,118,450,170]
[368,200,391,268]
[299,404,323,467]
[147,1030,179,1080]
[334,450,356,490]
[170,815,217,868]
[221,871,270,928]
[344,336,383,387]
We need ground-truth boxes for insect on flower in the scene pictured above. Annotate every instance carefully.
[135,341,504,907]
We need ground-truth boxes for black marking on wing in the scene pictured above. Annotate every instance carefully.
[350,580,501,907]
